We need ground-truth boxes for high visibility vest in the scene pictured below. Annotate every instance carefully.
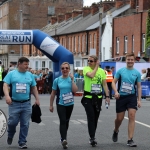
[105,70,113,82]
[0,66,2,81]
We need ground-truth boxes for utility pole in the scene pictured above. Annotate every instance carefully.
[99,0,103,61]
[19,0,23,57]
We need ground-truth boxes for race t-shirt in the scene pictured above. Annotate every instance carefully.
[3,70,36,100]
[115,67,141,95]
[52,76,74,106]
[83,66,106,98]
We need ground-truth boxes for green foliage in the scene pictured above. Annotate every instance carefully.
[145,10,150,57]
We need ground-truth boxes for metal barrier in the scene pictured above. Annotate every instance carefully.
[75,78,84,95]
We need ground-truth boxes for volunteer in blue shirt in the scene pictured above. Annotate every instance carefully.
[50,62,78,149]
[111,53,141,147]
[3,57,40,149]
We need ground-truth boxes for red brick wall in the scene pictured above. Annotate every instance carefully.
[113,12,148,58]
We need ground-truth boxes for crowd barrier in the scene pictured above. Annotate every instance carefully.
[74,78,84,96]
[141,81,150,97]
[74,79,150,97]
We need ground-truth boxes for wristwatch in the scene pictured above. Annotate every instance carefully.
[106,96,110,98]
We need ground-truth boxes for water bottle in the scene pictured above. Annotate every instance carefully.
[105,102,109,109]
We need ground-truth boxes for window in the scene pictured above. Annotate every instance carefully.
[124,36,128,53]
[132,35,134,52]
[78,36,80,53]
[49,61,52,69]
[76,61,80,67]
[35,61,38,70]
[142,34,145,52]
[82,35,84,53]
[42,61,45,70]
[94,34,96,49]
[90,34,92,48]
[116,37,119,54]
[48,6,55,15]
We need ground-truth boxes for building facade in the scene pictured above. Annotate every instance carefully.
[0,0,83,68]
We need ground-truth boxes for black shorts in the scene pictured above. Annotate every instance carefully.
[116,94,137,113]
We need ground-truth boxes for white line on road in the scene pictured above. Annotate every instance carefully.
[124,117,150,128]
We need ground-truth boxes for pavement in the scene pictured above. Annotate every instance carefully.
[0,94,150,150]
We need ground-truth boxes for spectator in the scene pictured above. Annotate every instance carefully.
[141,69,147,81]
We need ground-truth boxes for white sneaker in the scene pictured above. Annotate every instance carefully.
[62,140,68,149]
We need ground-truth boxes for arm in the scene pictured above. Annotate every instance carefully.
[111,78,120,99]
[31,86,40,105]
[137,82,141,108]
[3,83,12,105]
[50,90,57,112]
[86,60,99,78]
[102,79,110,104]
[69,73,78,93]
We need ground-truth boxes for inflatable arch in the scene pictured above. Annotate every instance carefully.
[0,30,74,79]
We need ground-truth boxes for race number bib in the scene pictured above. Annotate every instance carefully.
[16,83,27,93]
[0,109,7,138]
[62,92,74,104]
[121,82,133,94]
[91,84,101,94]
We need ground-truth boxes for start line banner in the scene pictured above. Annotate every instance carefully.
[0,30,33,44]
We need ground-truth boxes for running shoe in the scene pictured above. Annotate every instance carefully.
[127,139,137,147]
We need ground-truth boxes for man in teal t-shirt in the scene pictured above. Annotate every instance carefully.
[3,57,40,149]
[112,53,141,147]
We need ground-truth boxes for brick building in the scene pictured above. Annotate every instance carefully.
[0,0,83,68]
[112,0,150,58]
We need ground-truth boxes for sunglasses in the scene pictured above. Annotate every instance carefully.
[88,60,94,63]
[61,67,69,70]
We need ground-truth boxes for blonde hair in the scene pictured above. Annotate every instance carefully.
[89,55,98,62]
[60,62,70,69]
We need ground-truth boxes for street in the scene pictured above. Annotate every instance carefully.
[0,94,150,150]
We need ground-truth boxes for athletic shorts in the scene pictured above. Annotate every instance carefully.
[116,94,137,113]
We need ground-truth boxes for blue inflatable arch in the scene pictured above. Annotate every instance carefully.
[0,29,74,79]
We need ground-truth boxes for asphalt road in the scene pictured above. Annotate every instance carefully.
[0,94,150,150]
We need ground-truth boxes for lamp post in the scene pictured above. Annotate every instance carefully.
[19,0,23,57]
[99,0,103,61]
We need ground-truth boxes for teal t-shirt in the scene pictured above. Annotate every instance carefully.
[115,67,141,95]
[3,70,36,100]
[52,76,74,106]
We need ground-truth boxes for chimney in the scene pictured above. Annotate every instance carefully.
[130,0,136,9]
[65,12,72,21]
[50,16,57,25]
[115,0,124,8]
[91,3,99,15]
[72,10,82,19]
[57,14,65,23]
[139,0,150,12]
[82,7,91,17]
[102,0,115,12]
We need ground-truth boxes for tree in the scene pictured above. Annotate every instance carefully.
[145,10,150,57]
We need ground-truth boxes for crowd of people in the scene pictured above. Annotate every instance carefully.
[0,53,149,149]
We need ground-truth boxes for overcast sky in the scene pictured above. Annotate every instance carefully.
[83,0,102,6]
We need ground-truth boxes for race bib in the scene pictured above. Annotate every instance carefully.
[16,83,27,93]
[121,82,133,94]
[62,92,74,104]
[91,84,101,94]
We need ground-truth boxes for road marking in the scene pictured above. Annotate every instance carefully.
[124,117,150,128]
[53,119,102,125]
[70,120,81,124]
[77,119,87,124]
[38,122,45,126]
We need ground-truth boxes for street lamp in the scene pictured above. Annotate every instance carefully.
[19,0,23,57]
[99,0,103,61]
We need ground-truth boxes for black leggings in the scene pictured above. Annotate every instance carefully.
[81,97,102,139]
[57,104,74,140]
